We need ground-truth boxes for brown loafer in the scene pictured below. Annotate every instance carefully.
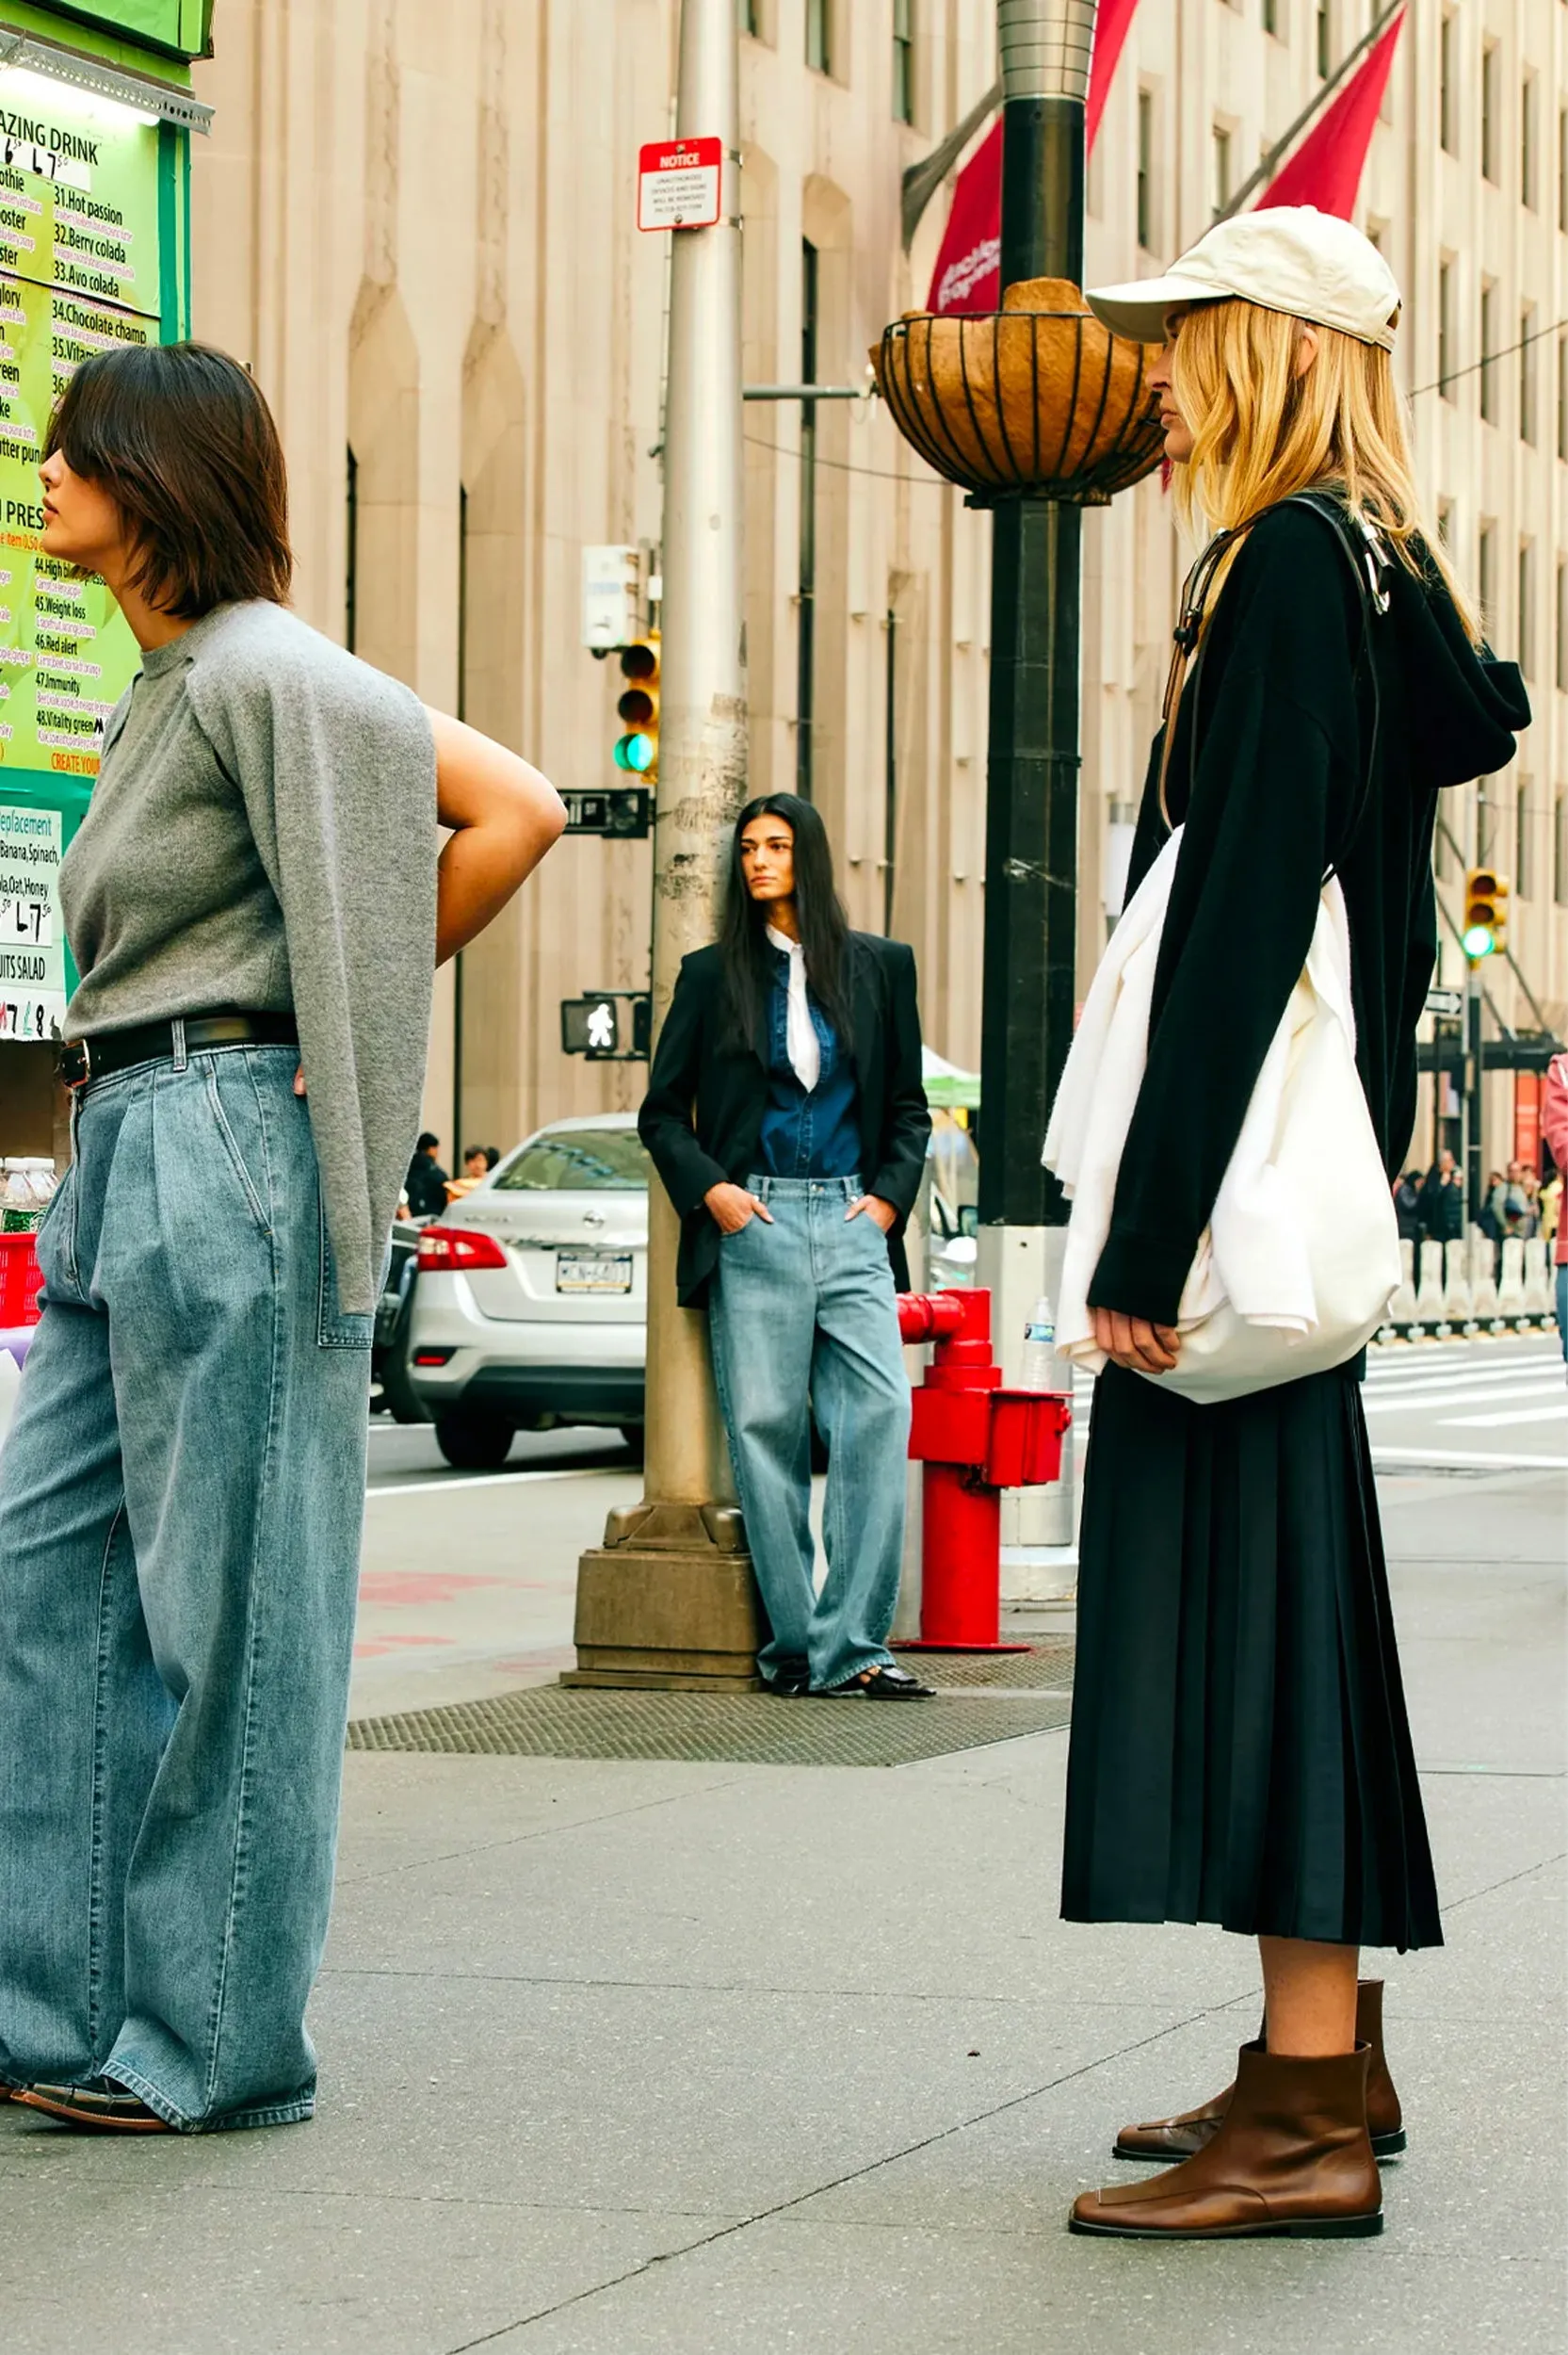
[1073,2043,1382,2240]
[1114,1979,1405,2162]
[16,2076,171,2133]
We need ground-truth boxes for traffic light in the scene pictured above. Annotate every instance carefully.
[613,636,659,778]
[1462,867,1509,961]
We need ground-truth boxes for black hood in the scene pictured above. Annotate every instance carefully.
[1385,549,1531,789]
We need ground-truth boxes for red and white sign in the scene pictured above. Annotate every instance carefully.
[638,137,723,232]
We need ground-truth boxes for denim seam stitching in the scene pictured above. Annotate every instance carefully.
[203,1062,273,1237]
[85,1497,129,2064]
[199,1111,286,2117]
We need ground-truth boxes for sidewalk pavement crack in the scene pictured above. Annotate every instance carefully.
[1439,1849,1565,1914]
[334,1775,755,1887]
[435,1988,1259,2352]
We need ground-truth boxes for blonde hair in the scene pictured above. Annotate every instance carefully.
[1169,298,1479,642]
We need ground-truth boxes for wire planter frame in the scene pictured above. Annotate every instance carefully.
[875,297,1165,508]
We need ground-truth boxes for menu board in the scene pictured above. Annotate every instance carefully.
[0,108,163,320]
[0,801,64,1042]
[0,275,148,781]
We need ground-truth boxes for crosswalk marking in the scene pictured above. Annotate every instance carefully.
[1364,1380,1567,1416]
[1443,1402,1568,1430]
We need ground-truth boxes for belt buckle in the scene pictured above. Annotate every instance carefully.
[58,1037,91,1090]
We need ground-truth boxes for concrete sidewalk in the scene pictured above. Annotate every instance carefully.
[1,1468,1562,2354]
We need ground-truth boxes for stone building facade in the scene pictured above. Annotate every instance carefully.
[188,0,1567,1170]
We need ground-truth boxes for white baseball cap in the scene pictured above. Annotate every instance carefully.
[1086,206,1401,351]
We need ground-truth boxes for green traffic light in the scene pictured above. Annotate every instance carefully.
[614,731,655,773]
[1461,923,1495,960]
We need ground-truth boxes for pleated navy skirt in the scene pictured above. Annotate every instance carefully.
[1061,1360,1443,1951]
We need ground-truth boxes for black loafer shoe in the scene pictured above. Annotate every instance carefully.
[819,1665,936,1700]
[16,2076,170,2133]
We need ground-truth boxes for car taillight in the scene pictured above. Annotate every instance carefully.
[416,1225,509,1273]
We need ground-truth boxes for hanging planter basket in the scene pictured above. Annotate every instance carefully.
[872,277,1164,508]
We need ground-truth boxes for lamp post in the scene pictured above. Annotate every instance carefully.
[976,2,1096,1537]
[568,0,759,1689]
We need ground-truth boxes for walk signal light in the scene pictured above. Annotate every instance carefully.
[1462,867,1509,961]
[614,636,659,778]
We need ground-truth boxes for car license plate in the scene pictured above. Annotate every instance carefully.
[556,1251,633,1294]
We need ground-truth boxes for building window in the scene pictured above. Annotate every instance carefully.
[1479,280,1498,422]
[1263,0,1281,34]
[1212,123,1233,217]
[892,0,914,123]
[1439,15,1458,154]
[1438,260,1456,400]
[345,447,358,653]
[805,0,830,73]
[738,0,759,33]
[1481,42,1500,184]
[1137,89,1156,251]
[1521,73,1538,207]
[1518,541,1536,677]
[1517,781,1534,899]
[797,238,818,800]
[1316,4,1331,80]
[1479,521,1497,641]
[1521,307,1538,443]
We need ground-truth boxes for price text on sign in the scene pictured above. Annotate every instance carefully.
[638,137,723,232]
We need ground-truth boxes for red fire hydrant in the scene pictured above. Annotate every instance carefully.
[894,1288,1071,1652]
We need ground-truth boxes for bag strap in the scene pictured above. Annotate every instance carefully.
[1156,490,1392,883]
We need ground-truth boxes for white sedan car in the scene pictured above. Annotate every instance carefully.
[407,1113,649,1469]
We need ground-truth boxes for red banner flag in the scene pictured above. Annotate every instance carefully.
[1261,11,1404,216]
[927,0,1143,316]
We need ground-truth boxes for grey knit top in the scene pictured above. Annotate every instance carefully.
[59,601,438,1312]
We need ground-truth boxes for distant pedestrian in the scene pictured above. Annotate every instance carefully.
[1421,1149,1465,1244]
[639,792,932,1700]
[484,1145,501,1169]
[0,342,565,2136]
[1059,210,1528,2241]
[1393,1169,1423,1243]
[406,1131,449,1218]
[445,1145,493,1204]
[1543,1054,1568,1371]
[1540,1168,1560,1249]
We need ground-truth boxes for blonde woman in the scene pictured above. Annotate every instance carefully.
[1062,212,1528,2239]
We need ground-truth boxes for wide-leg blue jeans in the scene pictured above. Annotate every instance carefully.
[708,1175,911,1691]
[0,1043,371,2130]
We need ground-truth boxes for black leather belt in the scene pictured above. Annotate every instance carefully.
[58,1012,299,1091]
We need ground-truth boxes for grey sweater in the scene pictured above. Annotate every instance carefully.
[60,601,438,1313]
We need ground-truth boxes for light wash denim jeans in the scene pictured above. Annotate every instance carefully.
[708,1175,912,1691]
[0,1042,372,2130]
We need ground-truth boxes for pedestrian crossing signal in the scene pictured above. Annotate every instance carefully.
[1462,867,1508,961]
[614,637,659,778]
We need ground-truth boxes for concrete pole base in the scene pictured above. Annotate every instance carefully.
[565,1502,765,1690]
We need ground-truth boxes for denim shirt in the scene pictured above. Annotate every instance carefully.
[757,950,863,1178]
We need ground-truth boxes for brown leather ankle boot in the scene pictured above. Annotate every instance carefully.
[1073,2042,1382,2240]
[1114,1978,1405,2162]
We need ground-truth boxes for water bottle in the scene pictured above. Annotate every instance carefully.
[1021,1294,1056,1389]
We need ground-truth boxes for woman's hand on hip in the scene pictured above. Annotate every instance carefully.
[1091,1305,1181,1374]
[704,1181,774,1234]
[847,1193,897,1232]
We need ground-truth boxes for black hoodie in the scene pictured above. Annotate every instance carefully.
[1091,499,1529,1330]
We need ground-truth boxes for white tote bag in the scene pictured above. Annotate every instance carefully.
[1043,828,1401,1405]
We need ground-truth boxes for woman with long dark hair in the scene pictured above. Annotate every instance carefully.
[1051,211,1528,2238]
[639,793,932,1697]
[0,343,564,2134]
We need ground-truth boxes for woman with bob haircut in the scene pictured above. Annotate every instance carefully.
[639,792,932,1698]
[0,343,565,2134]
[1056,211,1528,2239]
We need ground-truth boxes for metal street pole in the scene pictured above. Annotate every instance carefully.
[569,0,759,1689]
[977,0,1094,1552]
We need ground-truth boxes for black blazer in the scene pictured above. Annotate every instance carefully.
[639,931,931,1307]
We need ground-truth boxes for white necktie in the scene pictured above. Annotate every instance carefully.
[766,924,821,1094]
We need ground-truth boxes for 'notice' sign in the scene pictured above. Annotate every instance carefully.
[638,137,722,231]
